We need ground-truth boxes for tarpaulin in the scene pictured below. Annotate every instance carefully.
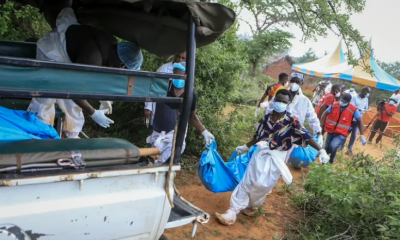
[289,135,319,168]
[0,106,59,141]
[226,145,258,183]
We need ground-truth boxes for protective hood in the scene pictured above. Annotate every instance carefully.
[14,0,236,57]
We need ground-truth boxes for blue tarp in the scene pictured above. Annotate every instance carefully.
[198,141,259,193]
[198,141,239,193]
[289,135,319,168]
[0,106,59,141]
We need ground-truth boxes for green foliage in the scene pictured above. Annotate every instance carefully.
[377,60,400,80]
[291,149,400,239]
[239,30,293,74]
[0,2,50,41]
[238,0,368,70]
[293,48,319,64]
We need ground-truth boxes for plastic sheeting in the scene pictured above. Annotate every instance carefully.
[0,106,59,141]
[226,146,258,183]
[198,141,238,193]
[289,135,319,168]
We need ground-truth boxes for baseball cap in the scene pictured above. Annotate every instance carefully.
[341,93,352,103]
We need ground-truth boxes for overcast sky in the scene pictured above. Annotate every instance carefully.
[237,0,399,63]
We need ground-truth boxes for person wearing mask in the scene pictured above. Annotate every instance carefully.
[215,89,329,226]
[255,73,289,116]
[156,52,187,73]
[145,53,187,126]
[368,97,397,144]
[390,89,400,107]
[344,84,358,98]
[321,93,366,163]
[316,84,341,120]
[346,87,371,155]
[267,73,324,162]
[145,62,214,163]
[28,7,143,138]
[324,79,333,94]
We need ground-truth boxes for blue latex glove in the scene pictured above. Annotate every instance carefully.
[360,135,367,146]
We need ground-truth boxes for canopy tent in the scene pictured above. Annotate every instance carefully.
[293,40,400,92]
[292,40,347,77]
[322,42,400,92]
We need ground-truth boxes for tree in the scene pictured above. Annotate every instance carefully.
[238,0,368,71]
[0,2,50,41]
[240,30,293,76]
[377,61,400,80]
[293,48,319,63]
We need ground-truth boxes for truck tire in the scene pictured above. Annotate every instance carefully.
[159,234,169,240]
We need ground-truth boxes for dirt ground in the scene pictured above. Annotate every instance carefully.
[165,166,306,240]
[164,102,399,240]
[165,136,397,240]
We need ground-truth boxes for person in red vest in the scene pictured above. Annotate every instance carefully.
[315,84,342,120]
[368,97,397,144]
[255,73,289,116]
[320,93,367,163]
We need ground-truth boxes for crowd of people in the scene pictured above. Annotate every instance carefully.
[215,71,398,226]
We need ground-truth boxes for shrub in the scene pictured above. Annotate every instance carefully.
[291,146,400,239]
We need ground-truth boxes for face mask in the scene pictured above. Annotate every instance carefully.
[335,91,341,97]
[327,81,331,84]
[366,93,370,98]
[290,83,300,92]
[172,79,185,89]
[284,82,289,87]
[340,101,348,107]
[349,88,354,92]
[389,100,395,106]
[273,102,288,113]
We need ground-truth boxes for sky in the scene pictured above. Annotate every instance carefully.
[237,0,399,63]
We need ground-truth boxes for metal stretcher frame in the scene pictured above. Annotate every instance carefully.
[0,20,196,166]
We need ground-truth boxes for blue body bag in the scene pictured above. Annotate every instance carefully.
[226,145,258,183]
[0,106,59,141]
[289,135,319,168]
[198,141,239,193]
[198,141,259,193]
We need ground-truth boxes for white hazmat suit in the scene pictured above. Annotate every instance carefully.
[215,141,292,225]
[27,8,110,138]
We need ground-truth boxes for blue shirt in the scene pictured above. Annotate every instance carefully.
[351,94,368,113]
[254,112,312,151]
[326,105,362,119]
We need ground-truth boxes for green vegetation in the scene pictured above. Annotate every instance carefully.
[289,139,400,239]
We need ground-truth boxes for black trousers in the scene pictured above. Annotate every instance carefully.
[368,119,389,143]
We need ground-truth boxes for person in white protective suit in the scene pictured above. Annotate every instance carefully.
[267,73,324,163]
[28,7,143,138]
[215,89,330,226]
[144,62,214,163]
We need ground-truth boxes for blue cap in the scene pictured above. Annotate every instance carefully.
[117,42,143,70]
[173,62,186,72]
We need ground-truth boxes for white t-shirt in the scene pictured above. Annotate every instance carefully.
[324,83,332,94]
[390,93,400,107]
[344,89,358,98]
